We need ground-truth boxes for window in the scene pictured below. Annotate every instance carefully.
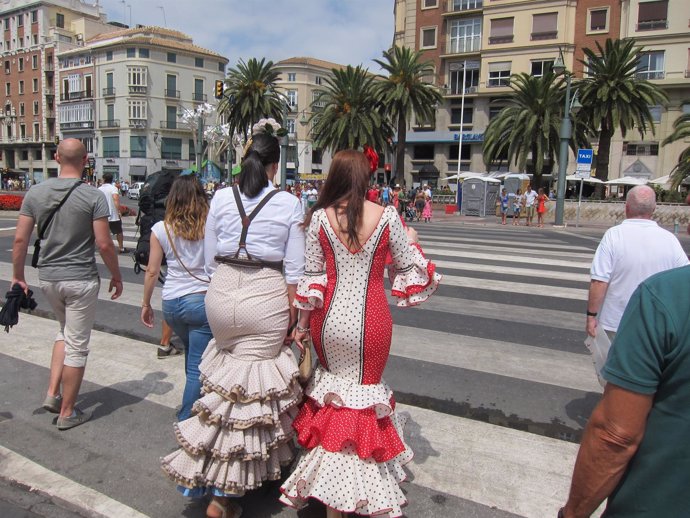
[448,61,479,95]
[624,142,659,156]
[287,72,296,82]
[531,12,557,40]
[682,103,690,115]
[57,102,92,125]
[138,48,149,58]
[315,76,323,85]
[488,62,511,87]
[32,78,38,92]
[287,89,298,108]
[188,139,196,161]
[20,149,28,160]
[127,66,147,92]
[32,54,37,69]
[106,104,115,122]
[17,14,23,27]
[286,118,295,134]
[3,18,9,30]
[106,50,113,61]
[423,0,438,8]
[18,57,23,71]
[531,59,554,77]
[588,8,609,32]
[636,51,665,80]
[167,52,176,63]
[161,138,182,159]
[126,47,135,58]
[450,104,473,125]
[449,18,481,54]
[33,123,39,141]
[19,102,25,116]
[103,136,119,157]
[193,78,205,101]
[128,100,146,120]
[413,145,435,160]
[195,57,203,68]
[56,13,64,28]
[637,0,668,31]
[489,17,514,44]
[18,80,24,94]
[448,143,471,161]
[166,74,178,97]
[166,105,177,127]
[5,82,9,95]
[312,148,323,164]
[218,62,225,73]
[5,40,10,51]
[649,105,662,123]
[31,10,37,24]
[420,27,437,49]
[4,60,8,73]
[32,34,38,45]
[33,100,38,114]
[130,135,146,158]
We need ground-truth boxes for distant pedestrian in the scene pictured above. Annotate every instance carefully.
[536,187,548,228]
[498,188,509,225]
[422,195,433,222]
[414,190,426,221]
[99,173,127,253]
[11,138,123,430]
[512,189,523,226]
[306,183,319,210]
[524,185,537,226]
[381,184,391,206]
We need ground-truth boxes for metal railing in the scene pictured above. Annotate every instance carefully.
[635,71,665,80]
[446,36,481,54]
[99,119,120,128]
[192,92,207,102]
[60,90,93,101]
[129,119,147,129]
[129,85,147,95]
[164,89,180,98]
[103,87,116,96]
[60,121,94,130]
[636,20,668,31]
[160,120,178,129]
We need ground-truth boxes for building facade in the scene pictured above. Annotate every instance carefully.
[392,0,690,187]
[0,0,116,182]
[70,26,228,182]
[274,57,347,184]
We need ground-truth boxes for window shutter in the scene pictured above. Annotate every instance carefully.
[490,18,513,38]
[638,0,668,22]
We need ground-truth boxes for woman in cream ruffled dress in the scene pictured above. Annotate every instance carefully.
[280,150,441,518]
[161,122,305,518]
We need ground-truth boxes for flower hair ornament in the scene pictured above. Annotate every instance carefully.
[252,118,288,138]
[363,145,379,175]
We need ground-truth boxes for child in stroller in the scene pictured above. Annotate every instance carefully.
[405,201,417,222]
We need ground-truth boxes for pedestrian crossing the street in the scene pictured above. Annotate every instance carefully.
[0,216,608,518]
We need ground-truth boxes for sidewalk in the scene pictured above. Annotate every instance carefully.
[0,313,583,518]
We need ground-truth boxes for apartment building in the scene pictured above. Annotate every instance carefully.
[0,0,116,181]
[274,57,345,183]
[74,26,228,182]
[392,0,690,186]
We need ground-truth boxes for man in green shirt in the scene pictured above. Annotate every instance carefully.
[560,264,690,517]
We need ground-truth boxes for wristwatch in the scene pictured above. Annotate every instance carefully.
[586,310,597,317]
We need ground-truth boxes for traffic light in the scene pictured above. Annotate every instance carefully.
[54,135,59,145]
[214,80,224,100]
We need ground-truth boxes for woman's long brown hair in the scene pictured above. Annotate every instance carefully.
[164,175,209,241]
[304,150,370,250]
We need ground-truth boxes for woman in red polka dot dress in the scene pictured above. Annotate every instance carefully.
[280,150,441,517]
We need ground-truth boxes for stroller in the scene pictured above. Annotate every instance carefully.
[405,202,417,222]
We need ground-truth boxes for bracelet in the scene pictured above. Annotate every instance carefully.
[142,303,151,308]
[296,325,310,333]
[586,310,598,317]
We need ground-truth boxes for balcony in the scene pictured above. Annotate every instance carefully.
[45,110,55,119]
[635,71,665,80]
[445,36,481,55]
[446,85,478,96]
[487,78,510,88]
[636,20,668,31]
[160,120,178,130]
[44,87,54,97]
[129,85,147,95]
[165,89,180,98]
[60,121,94,130]
[192,92,207,102]
[488,35,513,44]
[59,90,93,101]
[530,31,558,41]
[44,63,54,72]
[103,87,116,97]
[444,0,482,15]
[99,119,120,129]
[129,118,147,129]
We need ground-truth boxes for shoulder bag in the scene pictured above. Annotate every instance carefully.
[32,181,83,268]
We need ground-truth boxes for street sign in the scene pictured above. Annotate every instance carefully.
[576,149,593,173]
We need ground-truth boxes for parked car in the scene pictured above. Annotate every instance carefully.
[128,181,144,200]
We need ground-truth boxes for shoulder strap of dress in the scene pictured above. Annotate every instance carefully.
[232,184,281,259]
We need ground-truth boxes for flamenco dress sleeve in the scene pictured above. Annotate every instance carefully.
[294,210,327,311]
[387,207,441,307]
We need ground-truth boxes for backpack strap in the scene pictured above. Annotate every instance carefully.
[232,185,281,260]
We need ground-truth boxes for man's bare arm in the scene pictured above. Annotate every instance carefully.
[93,217,122,299]
[586,279,608,337]
[562,384,653,518]
[11,215,35,291]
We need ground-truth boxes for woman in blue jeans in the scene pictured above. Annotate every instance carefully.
[140,173,211,420]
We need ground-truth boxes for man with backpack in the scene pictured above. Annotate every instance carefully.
[11,139,123,430]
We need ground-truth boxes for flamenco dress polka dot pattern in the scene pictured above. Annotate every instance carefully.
[280,206,441,517]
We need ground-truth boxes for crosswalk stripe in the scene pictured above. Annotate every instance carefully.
[423,247,592,269]
[423,239,596,260]
[420,234,594,251]
[432,259,591,283]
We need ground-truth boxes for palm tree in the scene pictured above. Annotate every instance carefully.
[310,65,392,153]
[662,113,690,189]
[578,38,668,184]
[482,73,590,184]
[218,58,285,140]
[374,46,442,184]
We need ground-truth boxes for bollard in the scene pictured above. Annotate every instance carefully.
[674,219,679,235]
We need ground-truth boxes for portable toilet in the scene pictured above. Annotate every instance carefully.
[461,176,501,216]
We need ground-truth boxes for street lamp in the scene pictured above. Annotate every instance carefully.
[279,101,288,190]
[450,60,468,208]
[552,48,581,227]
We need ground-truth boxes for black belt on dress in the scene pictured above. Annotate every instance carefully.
[215,255,283,273]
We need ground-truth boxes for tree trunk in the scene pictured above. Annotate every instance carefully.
[395,113,406,186]
[594,121,614,198]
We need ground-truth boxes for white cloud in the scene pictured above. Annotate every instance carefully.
[97,0,394,72]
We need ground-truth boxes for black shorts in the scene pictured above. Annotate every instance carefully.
[108,220,123,235]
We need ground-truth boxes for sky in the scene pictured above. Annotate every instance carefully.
[96,0,395,72]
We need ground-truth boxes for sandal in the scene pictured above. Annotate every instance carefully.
[207,498,242,518]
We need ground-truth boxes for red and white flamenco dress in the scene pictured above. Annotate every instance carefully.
[280,206,441,517]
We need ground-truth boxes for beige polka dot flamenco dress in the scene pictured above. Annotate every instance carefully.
[280,206,441,517]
